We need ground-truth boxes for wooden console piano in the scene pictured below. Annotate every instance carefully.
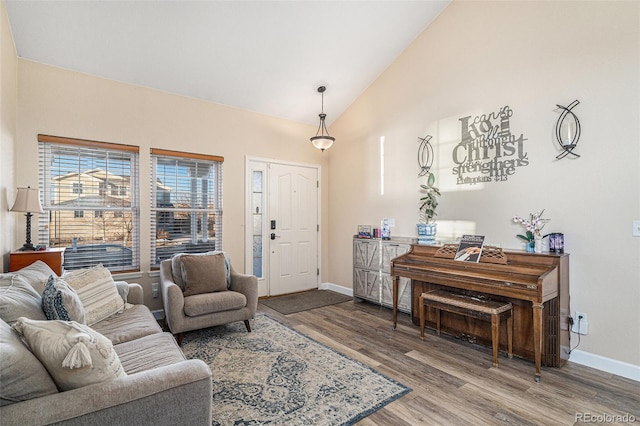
[391,244,570,381]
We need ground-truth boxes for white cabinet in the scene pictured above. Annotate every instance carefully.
[353,236,414,313]
[353,238,380,304]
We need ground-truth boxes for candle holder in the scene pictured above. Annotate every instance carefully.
[554,100,581,159]
[417,134,434,176]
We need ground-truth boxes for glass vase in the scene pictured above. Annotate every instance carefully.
[526,240,535,253]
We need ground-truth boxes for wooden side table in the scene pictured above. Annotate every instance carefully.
[9,248,65,276]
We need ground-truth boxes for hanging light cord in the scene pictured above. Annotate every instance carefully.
[315,89,328,137]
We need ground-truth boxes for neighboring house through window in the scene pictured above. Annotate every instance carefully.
[150,148,223,268]
[38,134,140,272]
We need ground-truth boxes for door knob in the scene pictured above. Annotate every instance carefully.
[271,233,278,240]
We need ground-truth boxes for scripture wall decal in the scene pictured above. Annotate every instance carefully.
[452,105,529,184]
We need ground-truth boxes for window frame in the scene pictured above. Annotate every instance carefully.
[149,148,224,269]
[38,134,140,273]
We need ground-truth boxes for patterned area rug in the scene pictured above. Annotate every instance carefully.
[181,315,411,425]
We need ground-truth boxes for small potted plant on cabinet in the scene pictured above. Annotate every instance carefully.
[417,171,440,244]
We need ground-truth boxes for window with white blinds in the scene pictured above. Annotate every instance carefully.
[150,149,223,268]
[38,135,140,272]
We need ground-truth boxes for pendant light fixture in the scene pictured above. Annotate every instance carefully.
[310,86,335,152]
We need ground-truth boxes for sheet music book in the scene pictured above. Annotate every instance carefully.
[454,235,485,262]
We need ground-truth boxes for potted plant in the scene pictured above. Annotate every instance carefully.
[417,171,441,244]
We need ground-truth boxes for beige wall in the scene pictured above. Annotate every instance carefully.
[15,60,328,309]
[328,1,640,367]
[0,0,17,272]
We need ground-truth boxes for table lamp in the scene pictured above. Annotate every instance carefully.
[10,186,44,251]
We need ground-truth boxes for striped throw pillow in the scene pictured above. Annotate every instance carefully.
[63,265,124,326]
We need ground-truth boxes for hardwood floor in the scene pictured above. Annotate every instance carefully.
[257,299,639,426]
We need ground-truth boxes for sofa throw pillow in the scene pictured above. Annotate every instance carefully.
[14,260,58,295]
[41,275,86,323]
[0,319,58,406]
[180,253,227,296]
[0,274,47,324]
[63,265,124,326]
[11,317,126,392]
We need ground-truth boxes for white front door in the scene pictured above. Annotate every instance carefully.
[245,159,320,297]
[268,163,319,295]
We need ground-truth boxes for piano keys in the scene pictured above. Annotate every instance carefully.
[391,244,570,381]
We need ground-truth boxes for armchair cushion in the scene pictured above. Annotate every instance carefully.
[181,253,227,296]
[171,251,231,291]
[184,291,247,317]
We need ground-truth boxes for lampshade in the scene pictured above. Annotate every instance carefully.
[10,187,44,213]
[310,86,335,152]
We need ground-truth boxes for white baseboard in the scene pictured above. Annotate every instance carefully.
[569,350,640,382]
[319,282,353,297]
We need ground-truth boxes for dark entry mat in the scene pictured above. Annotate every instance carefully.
[259,290,352,315]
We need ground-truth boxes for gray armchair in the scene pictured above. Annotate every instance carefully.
[159,253,258,345]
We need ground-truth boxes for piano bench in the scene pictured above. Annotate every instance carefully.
[419,289,513,367]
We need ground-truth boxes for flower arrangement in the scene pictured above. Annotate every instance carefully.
[513,209,549,250]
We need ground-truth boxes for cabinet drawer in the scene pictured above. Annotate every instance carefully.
[381,243,411,274]
[353,240,379,270]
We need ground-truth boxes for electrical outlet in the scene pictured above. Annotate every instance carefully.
[571,311,588,335]
[151,283,159,299]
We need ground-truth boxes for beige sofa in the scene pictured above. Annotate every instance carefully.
[0,261,212,426]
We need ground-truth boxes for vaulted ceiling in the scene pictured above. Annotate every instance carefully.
[6,0,450,126]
